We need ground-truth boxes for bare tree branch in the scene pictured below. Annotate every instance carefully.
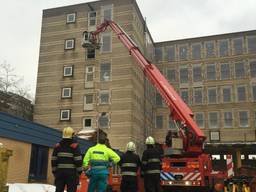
[0,60,32,100]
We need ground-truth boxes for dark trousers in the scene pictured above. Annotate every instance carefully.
[121,176,138,192]
[54,171,78,192]
[144,174,161,192]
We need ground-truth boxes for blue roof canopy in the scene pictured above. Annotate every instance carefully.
[0,112,94,152]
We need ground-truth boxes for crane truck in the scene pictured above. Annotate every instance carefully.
[81,20,228,192]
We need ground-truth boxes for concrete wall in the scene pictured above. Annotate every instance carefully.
[0,137,54,184]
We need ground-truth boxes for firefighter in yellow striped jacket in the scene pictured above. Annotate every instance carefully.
[141,136,162,192]
[83,134,120,192]
[119,141,141,192]
[51,127,83,192]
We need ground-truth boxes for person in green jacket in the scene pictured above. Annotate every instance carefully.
[83,134,120,192]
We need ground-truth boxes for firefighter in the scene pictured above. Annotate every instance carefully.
[119,141,141,192]
[83,134,120,192]
[141,136,162,192]
[51,127,83,192]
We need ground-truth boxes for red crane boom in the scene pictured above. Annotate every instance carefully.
[82,20,206,154]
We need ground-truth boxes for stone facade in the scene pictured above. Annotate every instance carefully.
[34,0,256,154]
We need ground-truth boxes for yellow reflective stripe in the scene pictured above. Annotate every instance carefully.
[76,167,83,171]
[74,156,82,161]
[142,161,147,165]
[92,166,107,169]
[146,170,161,174]
[148,158,160,163]
[52,167,57,171]
[57,152,74,158]
[57,164,75,168]
[52,156,57,160]
[121,171,137,176]
[121,163,137,167]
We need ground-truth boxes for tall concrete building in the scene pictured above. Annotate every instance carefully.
[34,0,256,156]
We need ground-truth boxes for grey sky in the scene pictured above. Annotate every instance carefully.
[1,0,256,98]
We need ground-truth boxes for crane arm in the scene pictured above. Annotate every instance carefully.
[83,20,206,154]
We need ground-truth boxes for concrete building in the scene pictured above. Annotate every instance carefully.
[0,91,33,121]
[34,0,256,156]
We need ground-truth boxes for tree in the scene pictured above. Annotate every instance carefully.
[0,60,32,100]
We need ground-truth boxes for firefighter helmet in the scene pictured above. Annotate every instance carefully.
[126,141,136,152]
[62,127,75,139]
[145,136,155,145]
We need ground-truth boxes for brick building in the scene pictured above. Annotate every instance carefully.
[34,0,256,158]
[0,91,33,121]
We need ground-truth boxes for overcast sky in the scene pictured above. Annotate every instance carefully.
[1,0,256,98]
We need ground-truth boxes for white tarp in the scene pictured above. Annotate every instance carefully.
[8,183,56,192]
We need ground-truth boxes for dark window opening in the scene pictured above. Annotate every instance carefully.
[87,48,95,59]
[29,144,48,181]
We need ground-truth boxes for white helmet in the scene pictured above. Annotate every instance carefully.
[145,136,155,145]
[126,141,136,152]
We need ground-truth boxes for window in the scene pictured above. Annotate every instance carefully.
[180,67,188,84]
[62,87,72,98]
[179,45,188,60]
[208,112,219,128]
[208,87,217,104]
[252,85,256,101]
[155,47,163,62]
[250,61,256,78]
[210,132,220,141]
[63,66,73,77]
[195,113,204,128]
[85,66,94,82]
[60,109,71,121]
[166,69,176,82]
[206,64,216,80]
[222,86,232,103]
[239,111,249,127]
[219,39,229,57]
[193,87,203,104]
[87,48,95,59]
[223,111,233,128]
[29,144,48,181]
[100,63,111,81]
[180,89,189,104]
[192,43,201,60]
[84,94,93,111]
[98,112,110,128]
[237,86,246,102]
[166,46,175,62]
[101,32,112,52]
[66,13,76,23]
[155,92,163,106]
[220,63,231,80]
[235,62,245,78]
[205,41,215,57]
[192,65,202,82]
[156,115,163,129]
[233,38,243,55]
[99,90,110,104]
[88,11,96,27]
[65,39,75,50]
[247,36,256,53]
[101,5,113,21]
[83,118,92,129]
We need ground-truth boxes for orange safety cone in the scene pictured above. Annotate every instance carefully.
[77,172,89,192]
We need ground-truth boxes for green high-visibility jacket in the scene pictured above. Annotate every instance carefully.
[83,144,120,175]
